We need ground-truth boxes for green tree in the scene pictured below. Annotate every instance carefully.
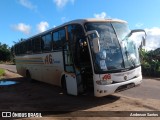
[140,48,160,77]
[0,42,12,61]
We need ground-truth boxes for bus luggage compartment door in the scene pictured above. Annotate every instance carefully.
[65,74,78,96]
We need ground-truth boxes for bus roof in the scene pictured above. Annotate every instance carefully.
[15,18,127,44]
[63,18,127,25]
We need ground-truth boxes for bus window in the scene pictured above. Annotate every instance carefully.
[59,29,66,42]
[32,37,41,53]
[21,41,27,54]
[17,42,25,55]
[15,44,17,55]
[53,28,66,50]
[53,31,59,50]
[67,24,87,67]
[26,39,32,54]
[15,44,20,55]
[59,29,66,49]
[42,33,52,52]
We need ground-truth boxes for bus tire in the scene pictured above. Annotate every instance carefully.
[26,70,32,82]
[61,75,67,93]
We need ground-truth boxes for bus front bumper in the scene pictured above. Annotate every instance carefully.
[94,76,142,97]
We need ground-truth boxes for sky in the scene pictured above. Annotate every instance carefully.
[0,0,160,51]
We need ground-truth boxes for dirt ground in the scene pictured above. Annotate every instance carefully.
[0,70,160,120]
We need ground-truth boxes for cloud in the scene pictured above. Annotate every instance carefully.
[61,17,68,23]
[131,27,160,51]
[18,0,37,10]
[145,27,160,51]
[145,27,160,36]
[12,23,31,34]
[94,12,107,19]
[135,23,144,28]
[53,0,75,8]
[37,21,49,33]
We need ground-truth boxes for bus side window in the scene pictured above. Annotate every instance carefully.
[14,44,17,55]
[19,41,26,54]
[53,32,59,50]
[53,28,66,50]
[42,34,52,52]
[59,29,66,49]
[15,43,20,55]
[26,40,32,54]
[15,41,26,55]
[32,37,41,53]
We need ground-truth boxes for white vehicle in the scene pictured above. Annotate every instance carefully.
[14,18,146,97]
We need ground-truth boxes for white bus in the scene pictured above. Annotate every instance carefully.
[14,18,146,97]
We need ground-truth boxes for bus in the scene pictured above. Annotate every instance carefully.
[14,18,146,97]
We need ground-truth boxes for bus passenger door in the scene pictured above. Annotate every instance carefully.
[63,42,78,95]
[65,73,77,96]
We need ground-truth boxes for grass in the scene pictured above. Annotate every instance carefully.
[0,68,5,78]
[0,61,15,65]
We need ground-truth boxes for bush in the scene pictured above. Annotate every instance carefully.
[140,48,160,77]
[0,42,12,62]
[0,68,5,77]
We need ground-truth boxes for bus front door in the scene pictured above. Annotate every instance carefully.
[65,73,77,95]
[63,43,78,96]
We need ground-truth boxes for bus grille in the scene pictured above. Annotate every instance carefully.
[115,83,135,92]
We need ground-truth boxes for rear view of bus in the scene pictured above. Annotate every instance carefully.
[84,19,146,97]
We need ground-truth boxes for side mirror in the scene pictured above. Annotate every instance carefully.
[86,30,100,53]
[127,29,146,37]
[126,29,147,47]
[92,37,100,53]
[142,36,146,46]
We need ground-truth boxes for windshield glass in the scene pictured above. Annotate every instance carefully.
[85,22,140,73]
[112,22,140,68]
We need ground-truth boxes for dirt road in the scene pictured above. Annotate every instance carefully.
[119,77,160,100]
[0,64,17,73]
[1,64,160,100]
[0,70,160,120]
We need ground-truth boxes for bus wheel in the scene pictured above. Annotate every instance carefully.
[26,70,32,82]
[61,75,67,93]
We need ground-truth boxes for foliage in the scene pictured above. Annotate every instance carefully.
[140,48,160,77]
[0,68,5,77]
[0,42,13,62]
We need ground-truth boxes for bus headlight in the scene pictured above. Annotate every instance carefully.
[96,80,112,85]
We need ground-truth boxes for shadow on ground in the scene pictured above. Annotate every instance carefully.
[0,77,120,117]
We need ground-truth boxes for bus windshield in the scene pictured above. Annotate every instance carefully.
[85,22,140,73]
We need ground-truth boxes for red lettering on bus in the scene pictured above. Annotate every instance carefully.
[45,54,53,64]
[103,74,111,80]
